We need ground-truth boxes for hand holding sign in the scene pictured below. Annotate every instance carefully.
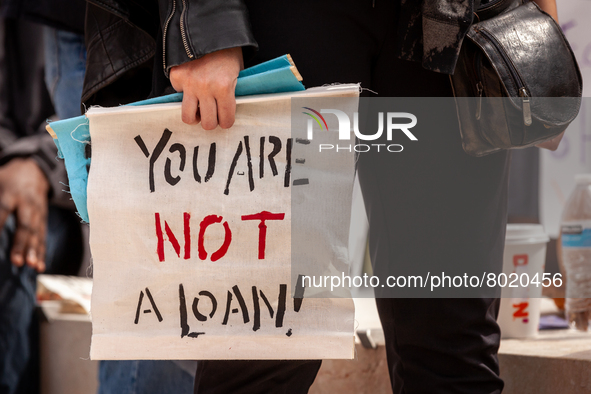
[169,47,243,130]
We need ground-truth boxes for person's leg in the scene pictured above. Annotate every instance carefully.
[375,298,502,394]
[0,207,83,394]
[0,216,36,394]
[194,360,321,394]
[357,108,507,393]
[355,17,508,393]
[98,360,196,394]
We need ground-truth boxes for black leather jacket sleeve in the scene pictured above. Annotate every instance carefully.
[159,0,258,76]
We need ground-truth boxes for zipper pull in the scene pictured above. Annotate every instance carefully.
[476,81,483,120]
[520,87,532,126]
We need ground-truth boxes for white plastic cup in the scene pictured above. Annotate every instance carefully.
[497,224,549,339]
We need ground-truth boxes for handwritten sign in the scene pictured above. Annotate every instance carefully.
[87,87,358,360]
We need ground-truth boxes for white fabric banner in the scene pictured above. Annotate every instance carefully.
[87,86,358,360]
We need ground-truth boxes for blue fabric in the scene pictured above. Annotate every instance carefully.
[237,54,293,77]
[49,55,304,223]
[98,360,196,394]
[50,116,90,220]
[235,66,304,96]
[236,54,304,95]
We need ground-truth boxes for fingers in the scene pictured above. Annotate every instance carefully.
[170,48,242,130]
[37,228,47,272]
[11,201,46,272]
[0,200,13,235]
[181,94,200,125]
[536,131,565,151]
[0,159,50,271]
[11,219,29,268]
[181,94,235,131]
[199,97,218,130]
[216,88,237,129]
[29,222,46,272]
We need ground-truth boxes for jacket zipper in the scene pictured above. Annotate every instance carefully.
[473,52,483,120]
[180,0,195,59]
[162,0,176,72]
[476,81,483,120]
[477,28,532,126]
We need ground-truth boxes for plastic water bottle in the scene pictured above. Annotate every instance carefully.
[561,174,591,331]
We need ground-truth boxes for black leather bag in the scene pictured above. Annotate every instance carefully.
[450,0,583,156]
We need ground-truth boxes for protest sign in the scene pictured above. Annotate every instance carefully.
[87,86,359,360]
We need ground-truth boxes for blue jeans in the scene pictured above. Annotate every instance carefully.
[0,216,37,394]
[98,361,196,394]
[43,27,86,119]
[0,209,83,394]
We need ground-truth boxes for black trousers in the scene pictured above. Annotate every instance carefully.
[194,1,508,393]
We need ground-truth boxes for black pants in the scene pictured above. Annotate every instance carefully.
[194,1,508,393]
